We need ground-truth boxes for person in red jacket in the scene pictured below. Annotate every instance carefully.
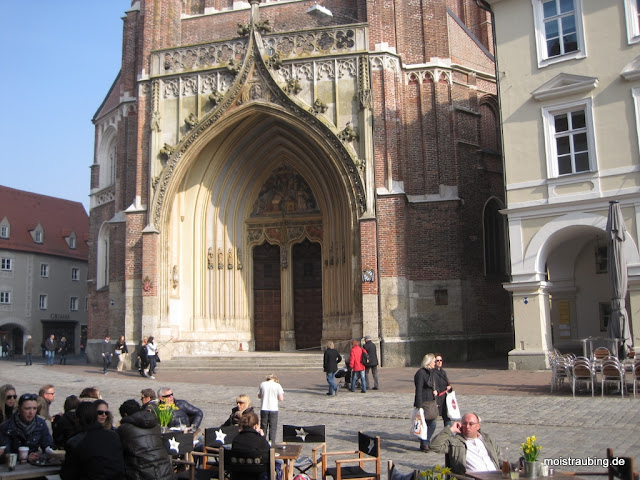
[348,339,367,393]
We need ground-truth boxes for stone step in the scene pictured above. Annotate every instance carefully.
[158,352,325,371]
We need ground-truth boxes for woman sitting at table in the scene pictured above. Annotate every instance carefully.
[60,401,124,479]
[0,384,17,423]
[231,411,269,455]
[221,393,255,427]
[0,393,54,461]
[95,399,116,431]
[52,395,81,449]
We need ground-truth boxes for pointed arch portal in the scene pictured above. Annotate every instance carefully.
[156,107,359,352]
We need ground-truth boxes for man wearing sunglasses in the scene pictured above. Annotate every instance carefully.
[0,393,54,460]
[430,412,501,475]
[157,387,203,432]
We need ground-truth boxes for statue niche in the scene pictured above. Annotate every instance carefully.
[251,166,319,217]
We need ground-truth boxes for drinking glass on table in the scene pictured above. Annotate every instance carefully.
[510,461,520,479]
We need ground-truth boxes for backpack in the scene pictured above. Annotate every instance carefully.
[361,349,370,366]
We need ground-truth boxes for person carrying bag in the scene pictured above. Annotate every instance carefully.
[412,353,439,452]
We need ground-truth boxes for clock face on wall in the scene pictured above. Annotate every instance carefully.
[362,269,375,283]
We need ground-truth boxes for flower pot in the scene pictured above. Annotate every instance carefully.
[523,461,539,478]
[160,426,168,434]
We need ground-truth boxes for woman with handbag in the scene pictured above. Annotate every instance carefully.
[114,335,129,372]
[433,353,453,427]
[413,353,438,452]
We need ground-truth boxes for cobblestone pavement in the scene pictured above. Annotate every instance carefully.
[0,357,638,479]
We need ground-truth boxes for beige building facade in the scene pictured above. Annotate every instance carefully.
[487,0,640,368]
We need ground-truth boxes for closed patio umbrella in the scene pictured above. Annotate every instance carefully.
[606,200,633,357]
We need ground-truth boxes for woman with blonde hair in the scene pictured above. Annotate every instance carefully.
[221,394,254,427]
[0,384,17,423]
[413,353,438,452]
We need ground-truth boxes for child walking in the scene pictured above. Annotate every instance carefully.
[257,373,284,444]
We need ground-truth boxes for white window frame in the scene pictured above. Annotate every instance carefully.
[0,225,8,239]
[633,88,640,157]
[70,296,79,311]
[1,258,12,271]
[625,0,640,44]
[71,268,80,282]
[533,0,586,68]
[0,291,11,304]
[39,294,48,310]
[542,98,597,178]
[34,230,43,243]
[41,264,49,278]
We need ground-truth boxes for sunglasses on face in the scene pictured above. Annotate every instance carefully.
[97,410,110,416]
[6,395,17,400]
[161,393,174,398]
[237,401,245,405]
[435,359,443,362]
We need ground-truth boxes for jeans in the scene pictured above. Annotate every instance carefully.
[326,372,339,394]
[419,418,438,448]
[103,354,112,373]
[351,370,366,392]
[46,350,55,365]
[148,356,157,375]
[25,353,32,365]
[260,410,278,444]
[365,365,379,389]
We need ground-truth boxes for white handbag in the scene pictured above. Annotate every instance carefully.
[445,390,462,420]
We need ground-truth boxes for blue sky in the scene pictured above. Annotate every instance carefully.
[1,1,131,212]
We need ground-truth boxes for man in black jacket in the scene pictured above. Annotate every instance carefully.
[117,399,173,480]
[363,336,380,390]
[323,341,342,396]
[157,387,203,431]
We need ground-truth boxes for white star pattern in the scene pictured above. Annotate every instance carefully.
[168,436,181,453]
[215,429,227,443]
[367,439,374,454]
[295,428,308,441]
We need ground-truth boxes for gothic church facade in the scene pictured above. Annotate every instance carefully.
[88,0,511,365]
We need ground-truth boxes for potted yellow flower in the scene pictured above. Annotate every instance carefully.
[155,402,179,433]
[419,465,451,480]
[521,436,542,477]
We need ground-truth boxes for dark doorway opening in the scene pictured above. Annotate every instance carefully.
[293,239,322,350]
[253,243,281,351]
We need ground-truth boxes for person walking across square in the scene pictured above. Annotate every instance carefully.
[323,341,342,396]
[101,335,113,374]
[257,373,284,444]
[349,339,367,393]
[363,336,379,390]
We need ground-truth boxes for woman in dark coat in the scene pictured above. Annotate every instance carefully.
[117,399,173,480]
[221,394,254,427]
[432,353,452,427]
[231,411,270,455]
[52,395,80,449]
[413,353,438,452]
[60,401,124,480]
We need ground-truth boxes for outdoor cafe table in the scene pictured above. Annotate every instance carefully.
[464,470,587,480]
[274,443,303,480]
[0,461,62,479]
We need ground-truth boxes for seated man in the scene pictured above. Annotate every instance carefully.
[430,412,500,475]
[140,388,158,410]
[157,387,203,431]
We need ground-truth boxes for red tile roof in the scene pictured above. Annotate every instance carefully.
[0,185,89,261]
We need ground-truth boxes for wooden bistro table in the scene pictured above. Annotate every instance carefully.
[465,470,586,480]
[0,461,62,480]
[274,443,303,480]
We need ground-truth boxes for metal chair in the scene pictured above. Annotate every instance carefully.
[549,352,572,393]
[601,356,625,397]
[321,431,381,480]
[570,356,594,397]
[633,360,640,398]
[594,347,611,361]
[282,424,326,480]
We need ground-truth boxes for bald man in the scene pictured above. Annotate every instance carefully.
[429,412,501,474]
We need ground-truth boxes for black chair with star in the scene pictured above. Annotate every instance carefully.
[321,431,381,480]
[199,426,241,473]
[162,431,198,480]
[219,445,276,480]
[282,424,326,479]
